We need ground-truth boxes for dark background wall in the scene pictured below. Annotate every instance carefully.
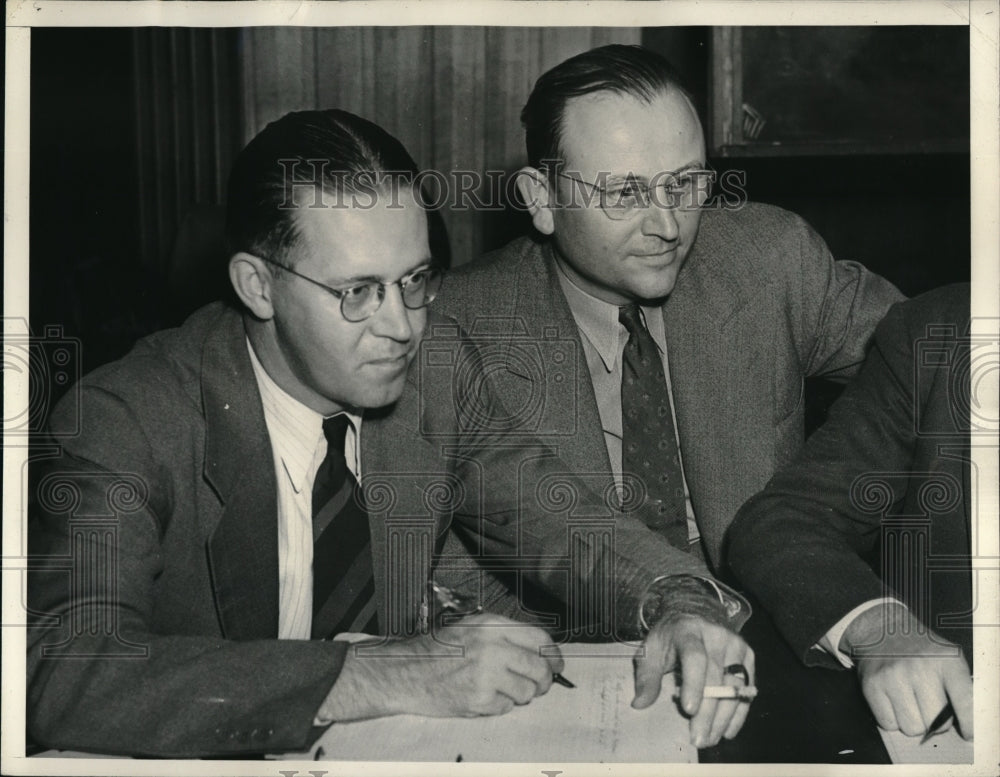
[30,26,971,397]
[30,29,149,374]
[643,26,970,295]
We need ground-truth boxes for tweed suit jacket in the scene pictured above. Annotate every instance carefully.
[728,285,973,668]
[27,302,693,757]
[434,203,904,571]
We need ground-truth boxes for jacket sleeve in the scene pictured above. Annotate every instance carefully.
[27,388,347,758]
[783,212,904,381]
[726,296,925,668]
[416,334,749,640]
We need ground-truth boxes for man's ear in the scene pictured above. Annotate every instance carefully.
[515,166,555,235]
[229,252,276,320]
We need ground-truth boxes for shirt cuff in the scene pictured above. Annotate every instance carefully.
[639,574,750,634]
[816,598,906,669]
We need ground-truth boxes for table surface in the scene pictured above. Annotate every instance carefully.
[30,593,893,764]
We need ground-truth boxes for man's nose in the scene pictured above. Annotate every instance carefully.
[640,200,681,242]
[370,283,415,341]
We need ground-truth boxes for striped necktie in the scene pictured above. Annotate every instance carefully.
[311,414,378,638]
[619,303,690,550]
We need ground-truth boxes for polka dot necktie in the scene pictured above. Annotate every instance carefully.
[311,415,378,639]
[619,303,690,551]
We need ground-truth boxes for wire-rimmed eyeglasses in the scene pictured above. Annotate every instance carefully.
[259,256,442,323]
[553,168,715,221]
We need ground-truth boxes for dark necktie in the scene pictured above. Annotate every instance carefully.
[311,415,378,638]
[619,303,690,550]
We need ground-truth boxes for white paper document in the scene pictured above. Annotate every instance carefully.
[879,724,974,764]
[292,642,695,762]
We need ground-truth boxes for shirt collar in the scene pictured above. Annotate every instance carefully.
[555,259,622,372]
[554,256,667,372]
[247,338,362,492]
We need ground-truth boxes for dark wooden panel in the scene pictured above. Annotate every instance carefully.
[712,26,969,156]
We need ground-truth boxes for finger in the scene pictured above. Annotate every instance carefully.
[676,632,709,717]
[540,642,565,676]
[889,683,925,737]
[464,617,559,670]
[708,642,751,745]
[706,697,738,745]
[723,694,751,740]
[480,693,515,716]
[684,637,721,747]
[632,630,672,710]
[499,668,542,706]
[912,670,950,733]
[943,661,974,740]
[505,646,555,696]
[496,622,557,654]
[864,684,899,732]
[689,694,720,748]
[722,647,755,740]
[501,626,563,674]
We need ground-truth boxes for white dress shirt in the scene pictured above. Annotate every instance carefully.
[247,339,361,640]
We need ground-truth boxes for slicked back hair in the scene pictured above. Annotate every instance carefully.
[521,44,697,173]
[225,109,422,268]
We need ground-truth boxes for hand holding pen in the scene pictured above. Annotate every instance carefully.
[920,703,955,745]
[318,588,568,722]
[845,605,973,742]
[429,581,573,694]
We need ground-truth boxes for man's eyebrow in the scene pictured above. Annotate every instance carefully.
[326,257,434,286]
[606,162,705,183]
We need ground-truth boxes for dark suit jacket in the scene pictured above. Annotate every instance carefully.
[434,203,904,571]
[727,284,972,668]
[27,303,702,757]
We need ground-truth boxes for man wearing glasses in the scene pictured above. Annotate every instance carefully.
[435,44,901,649]
[28,109,754,758]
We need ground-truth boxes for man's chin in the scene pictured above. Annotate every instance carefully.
[630,275,678,303]
[354,377,408,412]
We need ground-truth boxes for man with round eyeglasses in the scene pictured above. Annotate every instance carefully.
[255,256,441,323]
[28,108,754,758]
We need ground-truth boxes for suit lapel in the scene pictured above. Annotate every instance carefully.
[201,309,280,640]
[362,364,447,635]
[507,241,611,476]
[662,212,772,563]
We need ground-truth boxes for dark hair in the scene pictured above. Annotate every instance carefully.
[521,44,695,171]
[225,109,422,266]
